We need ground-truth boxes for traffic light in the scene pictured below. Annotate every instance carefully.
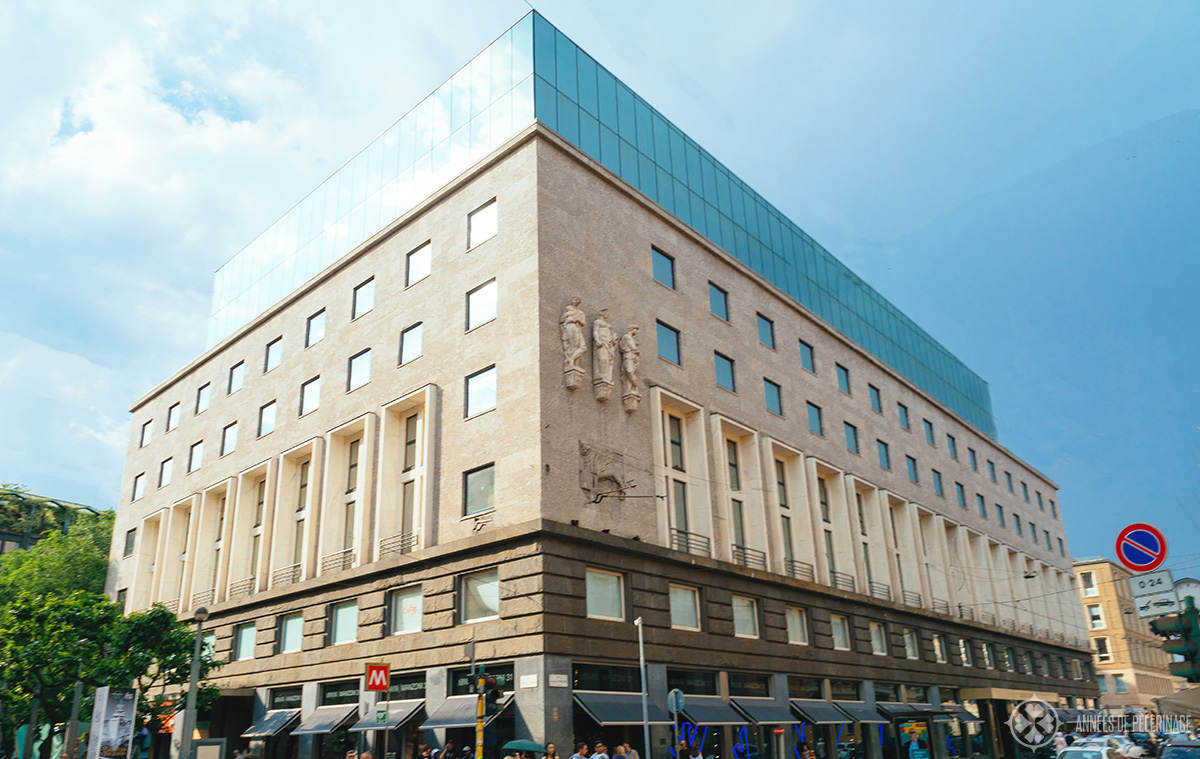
[1150,596,1200,681]
[484,675,502,714]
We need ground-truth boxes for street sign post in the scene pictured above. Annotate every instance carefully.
[667,689,684,755]
[1116,523,1167,573]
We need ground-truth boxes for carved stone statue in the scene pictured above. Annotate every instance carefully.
[560,297,586,390]
[592,309,617,401]
[619,325,641,412]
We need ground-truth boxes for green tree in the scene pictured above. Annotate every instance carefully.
[0,485,65,534]
[0,510,113,606]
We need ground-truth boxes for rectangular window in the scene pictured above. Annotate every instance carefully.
[188,441,203,473]
[1095,637,1111,662]
[836,364,851,394]
[466,366,497,417]
[388,586,423,634]
[1098,675,1108,694]
[467,279,498,330]
[406,241,432,286]
[968,448,978,470]
[279,613,303,653]
[775,461,789,507]
[869,385,882,413]
[258,401,277,437]
[228,362,244,394]
[668,415,685,471]
[976,494,987,517]
[995,505,1005,527]
[1044,530,1051,549]
[468,199,498,248]
[923,419,935,445]
[798,340,815,372]
[132,473,146,501]
[877,440,890,469]
[300,376,321,416]
[903,628,919,659]
[764,379,782,415]
[1087,604,1104,629]
[253,479,266,527]
[346,438,361,493]
[669,584,701,630]
[983,643,996,669]
[831,614,851,651]
[870,622,887,655]
[195,385,210,415]
[123,528,137,558]
[158,458,173,488]
[819,479,830,522]
[352,278,375,319]
[459,568,499,622]
[233,623,256,661]
[708,283,729,320]
[1058,537,1065,556]
[1113,674,1128,693]
[400,322,423,365]
[264,337,282,373]
[906,456,918,483]
[221,422,237,456]
[947,435,958,459]
[1050,499,1057,519]
[403,414,419,471]
[756,314,775,348]
[464,464,495,516]
[807,402,823,435]
[330,602,358,644]
[726,439,741,490]
[932,470,943,496]
[786,607,809,645]
[140,420,153,448]
[1037,491,1044,510]
[959,638,974,667]
[347,349,371,391]
[933,633,947,663]
[844,422,859,454]
[1014,514,1022,536]
[714,352,735,391]
[168,402,182,430]
[586,569,625,620]
[657,321,681,364]
[897,403,910,429]
[987,461,997,481]
[306,309,326,347]
[732,595,758,638]
[1005,471,1014,491]
[782,516,796,559]
[672,480,688,531]
[652,248,675,288]
[955,483,966,507]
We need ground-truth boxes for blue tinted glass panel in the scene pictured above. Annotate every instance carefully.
[906,456,919,483]
[933,470,943,496]
[765,380,782,415]
[757,315,775,348]
[715,353,735,392]
[709,283,728,320]
[807,403,822,436]
[844,423,858,454]
[877,441,890,469]
[837,365,851,394]
[657,322,680,365]
[869,385,882,413]
[977,495,987,517]
[799,341,815,372]
[898,404,910,429]
[652,248,675,288]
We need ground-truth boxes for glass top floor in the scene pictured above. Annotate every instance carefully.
[206,12,996,438]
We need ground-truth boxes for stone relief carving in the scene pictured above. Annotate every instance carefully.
[560,297,586,390]
[592,308,617,401]
[579,441,627,499]
[619,325,640,412]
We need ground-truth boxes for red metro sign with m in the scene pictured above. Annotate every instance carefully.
[1116,523,1168,573]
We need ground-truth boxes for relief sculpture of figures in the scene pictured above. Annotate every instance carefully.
[560,297,586,390]
[592,308,617,401]
[619,325,641,412]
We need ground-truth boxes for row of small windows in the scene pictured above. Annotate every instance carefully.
[650,248,1057,523]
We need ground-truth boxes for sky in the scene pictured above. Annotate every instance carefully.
[1,0,1197,565]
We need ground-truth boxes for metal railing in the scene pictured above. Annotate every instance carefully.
[191,588,215,607]
[671,528,711,557]
[379,532,418,557]
[162,598,179,613]
[1037,627,1051,640]
[321,548,355,573]
[272,563,301,587]
[1051,631,1064,643]
[830,571,857,593]
[1019,622,1034,636]
[228,576,256,598]
[958,604,975,621]
[980,611,996,626]
[787,560,815,582]
[1002,617,1017,631]
[869,582,892,601]
[902,590,923,607]
[731,544,767,570]
[932,598,951,615]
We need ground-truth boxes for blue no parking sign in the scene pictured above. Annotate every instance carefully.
[1115,523,1168,572]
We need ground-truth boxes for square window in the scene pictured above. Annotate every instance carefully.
[258,401,277,437]
[352,278,375,319]
[798,340,815,372]
[786,607,809,645]
[732,595,758,638]
[869,385,882,413]
[406,241,432,286]
[905,456,918,483]
[764,379,782,415]
[468,200,498,248]
[139,420,153,448]
[586,569,625,620]
[652,248,675,288]
[923,419,935,445]
[348,349,371,391]
[460,568,499,622]
[195,385,210,415]
[158,459,173,488]
[467,279,498,330]
[300,376,321,416]
[932,470,943,496]
[831,614,851,651]
[233,623,256,661]
[870,622,887,655]
[279,613,303,653]
[956,483,966,507]
[221,422,237,456]
[466,366,497,417]
[877,440,890,469]
[756,314,775,348]
[188,441,204,473]
[670,584,701,630]
[464,463,495,516]
[657,321,681,364]
[168,402,182,430]
[400,322,423,365]
[714,352,735,392]
[947,435,958,459]
[265,337,282,373]
[330,601,358,644]
[228,362,244,395]
[969,448,978,470]
[1081,572,1097,596]
[709,283,729,320]
[123,528,137,558]
[807,403,823,436]
[903,628,920,659]
[897,403,910,429]
[306,310,326,347]
[844,422,859,454]
[388,586,423,634]
[836,364,851,394]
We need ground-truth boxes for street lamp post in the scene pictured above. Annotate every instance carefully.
[634,617,650,759]
[179,607,209,759]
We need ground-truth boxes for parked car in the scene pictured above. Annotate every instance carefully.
[1058,746,1119,759]
[1129,732,1159,757]
[1159,740,1200,759]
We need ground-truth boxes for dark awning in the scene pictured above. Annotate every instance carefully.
[573,693,674,726]
[834,702,888,724]
[242,709,301,738]
[1056,709,1078,723]
[419,694,513,730]
[680,696,746,726]
[349,700,425,732]
[790,700,851,725]
[292,705,359,736]
[947,706,983,724]
[876,703,954,722]
[730,699,798,725]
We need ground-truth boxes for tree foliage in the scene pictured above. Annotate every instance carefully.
[0,510,113,606]
[0,484,79,534]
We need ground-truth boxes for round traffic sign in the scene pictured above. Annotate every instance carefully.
[1116,523,1167,573]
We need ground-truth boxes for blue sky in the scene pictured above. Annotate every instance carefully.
[1,1,1197,565]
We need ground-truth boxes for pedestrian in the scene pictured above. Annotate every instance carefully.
[571,744,590,759]
[623,745,639,759]
[545,744,558,759]
[591,743,610,759]
[613,746,626,759]
[1054,733,1068,756]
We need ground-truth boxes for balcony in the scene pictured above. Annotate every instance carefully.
[980,611,997,626]
[731,544,767,570]
[869,582,892,601]
[321,548,355,573]
[228,576,256,599]
[162,598,179,613]
[191,588,215,608]
[901,590,923,607]
[786,560,815,582]
[671,528,711,557]
[932,598,951,615]
[830,570,856,593]
[957,604,975,622]
[271,563,301,587]
[379,532,418,557]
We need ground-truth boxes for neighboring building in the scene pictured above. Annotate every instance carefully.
[1073,557,1186,713]
[0,488,100,555]
[107,13,1097,759]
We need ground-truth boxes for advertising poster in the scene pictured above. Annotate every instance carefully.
[87,687,139,759]
[898,721,930,759]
